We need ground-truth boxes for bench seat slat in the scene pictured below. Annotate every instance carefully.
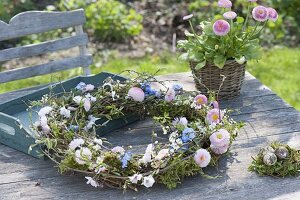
[0,55,93,83]
[0,34,88,62]
[0,10,85,41]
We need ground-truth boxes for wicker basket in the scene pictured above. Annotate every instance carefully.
[190,60,246,99]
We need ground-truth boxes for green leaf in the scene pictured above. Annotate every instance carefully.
[213,55,227,68]
[237,17,244,23]
[184,30,194,37]
[214,14,223,20]
[195,60,206,70]
[177,40,189,48]
[178,53,189,61]
[189,52,204,62]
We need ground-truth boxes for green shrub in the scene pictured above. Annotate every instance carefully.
[0,0,37,49]
[58,0,143,42]
[0,0,36,23]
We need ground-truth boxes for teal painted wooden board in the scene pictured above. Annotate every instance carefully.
[0,72,139,158]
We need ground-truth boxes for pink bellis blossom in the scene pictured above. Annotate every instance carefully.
[252,6,268,22]
[213,20,230,36]
[128,87,145,102]
[83,99,91,112]
[183,14,193,21]
[210,100,219,109]
[111,146,125,155]
[165,88,176,102]
[209,129,230,147]
[211,143,230,154]
[206,108,223,124]
[217,0,232,8]
[172,117,188,127]
[194,94,208,107]
[194,149,211,167]
[129,174,143,184]
[85,84,95,92]
[223,11,237,20]
[267,7,278,22]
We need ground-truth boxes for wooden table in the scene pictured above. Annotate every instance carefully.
[0,72,299,200]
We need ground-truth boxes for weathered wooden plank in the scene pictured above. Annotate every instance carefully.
[222,94,292,115]
[0,34,88,62]
[75,25,91,75]
[0,10,85,41]
[0,132,299,200]
[0,55,93,83]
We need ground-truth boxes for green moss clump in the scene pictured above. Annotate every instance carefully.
[158,156,201,189]
[249,142,300,177]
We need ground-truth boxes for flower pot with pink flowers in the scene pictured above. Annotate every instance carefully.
[177,0,278,99]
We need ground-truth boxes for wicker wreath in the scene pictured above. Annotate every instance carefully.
[29,71,243,191]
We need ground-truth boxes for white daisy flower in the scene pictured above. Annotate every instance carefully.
[38,106,53,117]
[59,107,71,118]
[142,175,155,188]
[155,149,169,160]
[111,146,125,155]
[69,138,84,150]
[94,138,103,145]
[75,147,92,165]
[85,176,99,188]
[129,174,143,184]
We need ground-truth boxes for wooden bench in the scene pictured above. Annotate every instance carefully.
[0,9,92,85]
[0,10,300,200]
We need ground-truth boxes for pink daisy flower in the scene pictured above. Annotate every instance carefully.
[194,94,208,107]
[194,149,211,168]
[252,6,268,22]
[210,100,219,109]
[213,20,230,36]
[217,0,232,8]
[223,11,237,20]
[83,99,91,112]
[128,87,145,102]
[183,14,193,21]
[209,129,230,147]
[206,109,223,124]
[165,88,176,102]
[267,7,278,22]
[211,143,229,154]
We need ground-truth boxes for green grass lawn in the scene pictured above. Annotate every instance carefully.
[247,48,300,110]
[1,48,299,110]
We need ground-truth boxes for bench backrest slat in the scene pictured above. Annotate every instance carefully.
[0,9,92,84]
[0,55,93,83]
[0,34,88,62]
[0,10,85,41]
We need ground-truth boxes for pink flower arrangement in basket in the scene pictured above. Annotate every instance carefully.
[178,0,279,69]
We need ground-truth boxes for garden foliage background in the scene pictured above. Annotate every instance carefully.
[0,0,299,110]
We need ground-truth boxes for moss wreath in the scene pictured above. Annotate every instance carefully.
[29,71,243,191]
